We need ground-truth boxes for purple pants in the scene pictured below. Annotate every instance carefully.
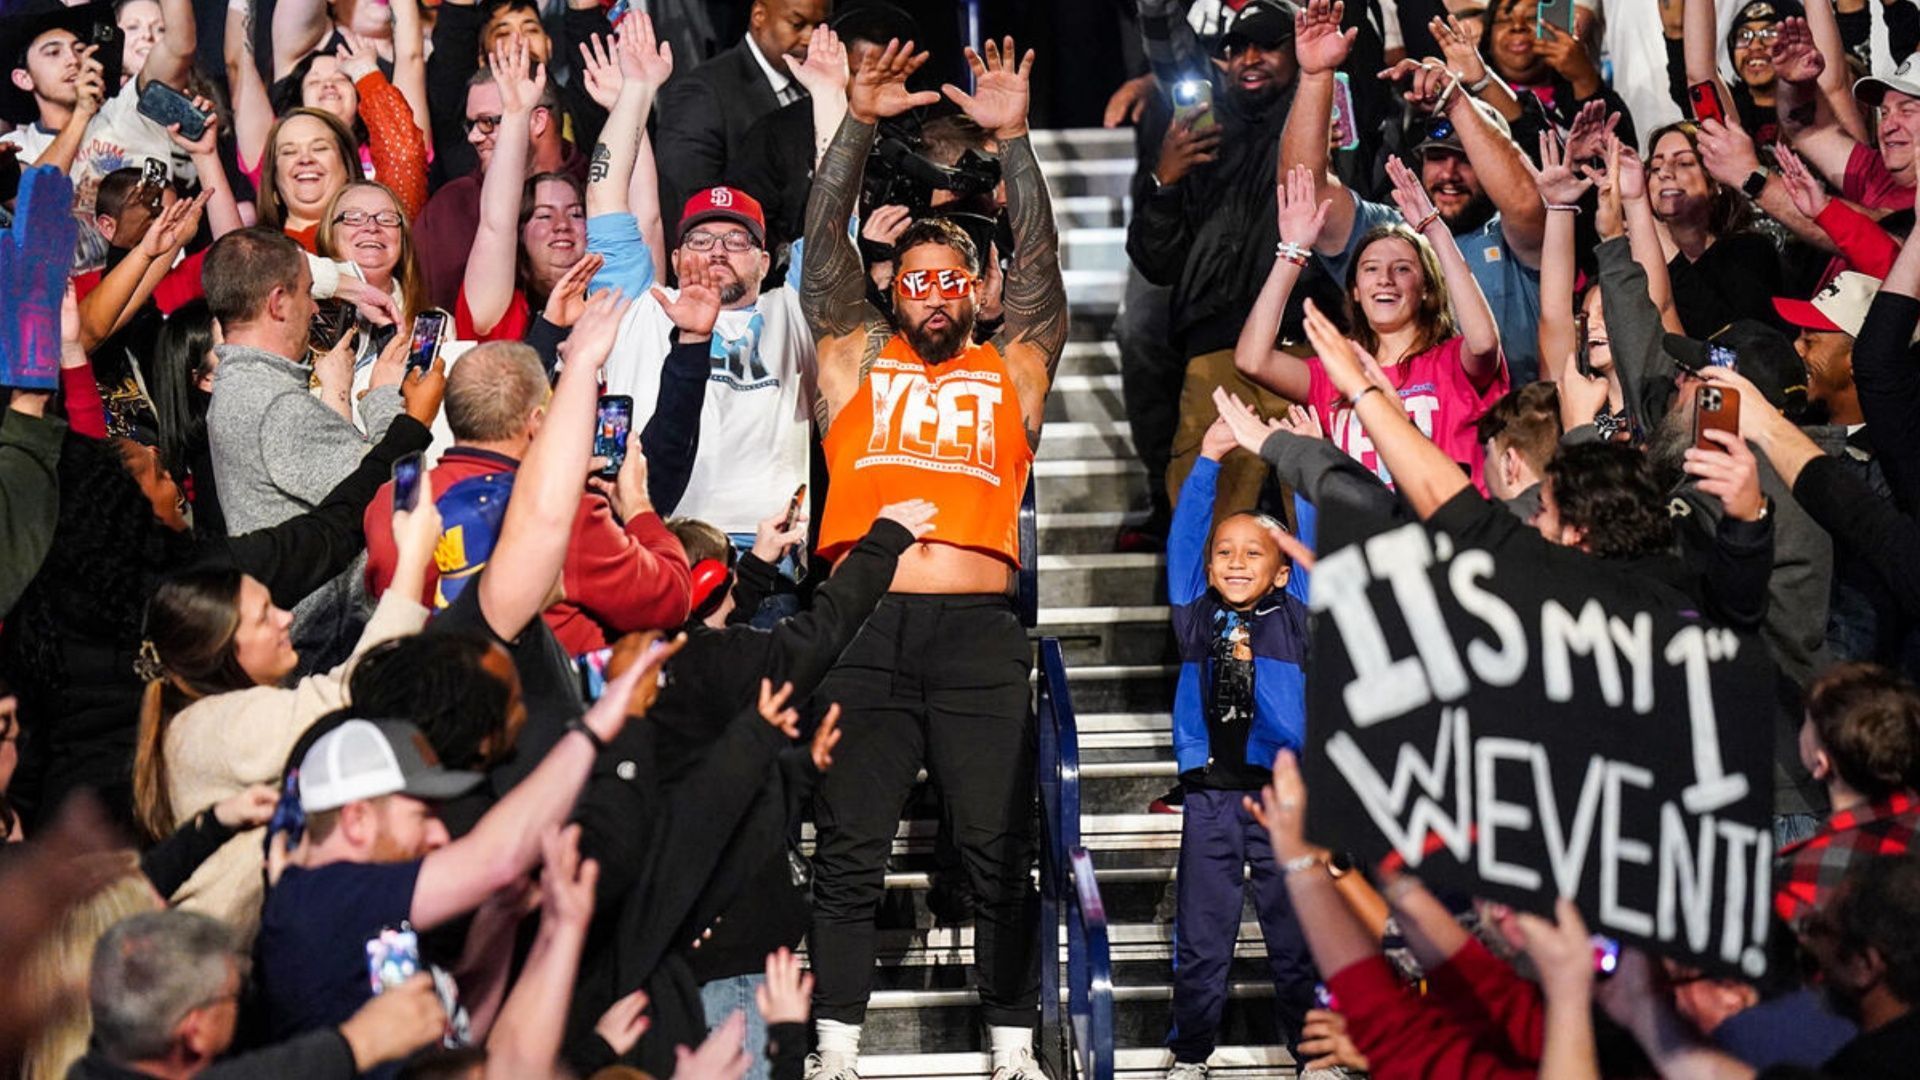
[1166,785,1318,1063]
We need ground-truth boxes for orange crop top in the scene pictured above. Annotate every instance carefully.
[818,333,1033,564]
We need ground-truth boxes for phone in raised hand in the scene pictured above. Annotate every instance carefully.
[391,452,424,517]
[406,309,450,377]
[594,395,634,480]
[780,483,808,532]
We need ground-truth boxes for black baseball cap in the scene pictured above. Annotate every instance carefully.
[1663,320,1809,414]
[0,0,117,126]
[1223,0,1298,49]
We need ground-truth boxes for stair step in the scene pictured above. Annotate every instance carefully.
[1037,551,1166,607]
[1034,458,1151,516]
[1057,662,1178,713]
[802,813,1180,857]
[1061,225,1130,274]
[1037,509,1152,555]
[1045,372,1129,426]
[1030,127,1139,156]
[1054,193,1133,229]
[1059,340,1122,377]
[1037,419,1135,463]
[807,922,1266,970]
[1036,604,1176,667]
[1064,268,1125,315]
[852,1045,1295,1079]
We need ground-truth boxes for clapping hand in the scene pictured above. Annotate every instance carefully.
[848,38,941,124]
[942,36,1033,139]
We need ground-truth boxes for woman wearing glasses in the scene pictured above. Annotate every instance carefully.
[316,181,430,331]
[460,41,589,341]
[1234,163,1509,489]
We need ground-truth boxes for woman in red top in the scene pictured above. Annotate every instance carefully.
[460,41,585,342]
[253,108,363,252]
[261,37,429,218]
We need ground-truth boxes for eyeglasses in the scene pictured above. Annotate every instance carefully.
[463,114,503,135]
[333,209,403,228]
[1733,26,1779,46]
[681,230,760,253]
[895,267,976,302]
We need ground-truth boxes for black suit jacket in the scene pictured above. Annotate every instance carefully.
[655,39,791,232]
[725,96,815,254]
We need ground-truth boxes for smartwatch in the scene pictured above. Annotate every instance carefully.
[1741,167,1771,199]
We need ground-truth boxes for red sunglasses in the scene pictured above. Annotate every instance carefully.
[895,267,976,302]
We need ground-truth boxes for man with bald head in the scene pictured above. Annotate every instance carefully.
[361,341,693,654]
[656,0,831,220]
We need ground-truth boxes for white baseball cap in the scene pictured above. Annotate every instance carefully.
[1855,52,1920,106]
[298,719,484,813]
[1771,271,1882,338]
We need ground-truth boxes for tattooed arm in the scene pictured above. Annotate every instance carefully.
[945,38,1066,441]
[803,40,939,429]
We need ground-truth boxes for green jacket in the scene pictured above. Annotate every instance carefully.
[0,405,65,617]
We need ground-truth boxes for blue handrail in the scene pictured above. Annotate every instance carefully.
[1036,637,1114,1080]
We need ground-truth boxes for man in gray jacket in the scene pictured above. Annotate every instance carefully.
[203,228,410,665]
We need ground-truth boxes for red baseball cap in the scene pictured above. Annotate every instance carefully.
[679,186,765,246]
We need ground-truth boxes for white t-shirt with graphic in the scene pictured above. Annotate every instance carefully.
[593,213,817,533]
[6,78,192,213]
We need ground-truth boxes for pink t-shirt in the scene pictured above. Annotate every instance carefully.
[1304,336,1509,492]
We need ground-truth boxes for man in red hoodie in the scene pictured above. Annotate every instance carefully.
[362,340,691,653]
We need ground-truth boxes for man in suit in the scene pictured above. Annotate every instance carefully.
[655,0,830,231]
[727,3,918,256]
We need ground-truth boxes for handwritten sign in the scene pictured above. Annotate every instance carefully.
[1304,499,1777,976]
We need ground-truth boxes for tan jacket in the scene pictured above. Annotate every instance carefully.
[164,590,429,943]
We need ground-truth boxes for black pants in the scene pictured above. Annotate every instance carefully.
[808,594,1040,1027]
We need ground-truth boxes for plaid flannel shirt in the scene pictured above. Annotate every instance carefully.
[1774,790,1920,927]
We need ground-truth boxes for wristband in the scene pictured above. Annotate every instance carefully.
[1544,202,1581,213]
[566,716,609,753]
[1411,209,1442,234]
[1274,240,1311,266]
[1348,384,1384,407]
[1465,71,1493,93]
[1282,853,1323,875]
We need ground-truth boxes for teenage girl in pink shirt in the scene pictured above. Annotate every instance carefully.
[1234,162,1509,490]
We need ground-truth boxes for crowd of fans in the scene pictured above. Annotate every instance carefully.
[9,0,1920,1077]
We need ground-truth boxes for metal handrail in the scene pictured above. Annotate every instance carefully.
[1036,637,1114,1080]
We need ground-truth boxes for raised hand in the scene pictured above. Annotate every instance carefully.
[595,990,651,1058]
[1380,58,1454,112]
[848,38,941,124]
[1608,133,1647,201]
[401,350,448,426]
[578,32,623,110]
[0,168,80,390]
[1554,348,1611,429]
[1534,129,1594,206]
[491,38,547,116]
[1277,163,1332,248]
[942,36,1033,139]
[73,44,105,119]
[1561,99,1619,169]
[1695,118,1760,189]
[1300,298,1373,401]
[1773,142,1830,218]
[1384,153,1439,229]
[673,1010,752,1080]
[790,23,848,99]
[141,190,210,258]
[1535,22,1601,95]
[860,203,913,247]
[212,784,280,829]
[618,12,675,91]
[539,824,599,930]
[336,29,379,81]
[1153,113,1221,187]
[1428,14,1487,86]
[652,261,721,338]
[758,679,803,738]
[1295,0,1358,76]
[1211,386,1284,456]
[1277,403,1323,440]
[543,252,605,328]
[1512,898,1596,1000]
[810,704,842,772]
[750,501,808,562]
[595,629,687,728]
[756,948,814,1025]
[1200,414,1237,461]
[166,93,222,157]
[1770,17,1822,84]
[1685,426,1766,522]
[559,287,633,372]
[1103,72,1152,128]
[1244,748,1313,861]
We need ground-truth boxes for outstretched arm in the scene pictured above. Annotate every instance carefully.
[1682,0,1732,120]
[802,39,937,426]
[1387,157,1500,376]
[1281,0,1362,256]
[945,40,1068,435]
[270,0,332,79]
[464,42,544,336]
[1234,165,1326,400]
[225,0,273,172]
[139,0,196,90]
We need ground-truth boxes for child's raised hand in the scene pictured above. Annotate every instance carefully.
[1200,415,1237,461]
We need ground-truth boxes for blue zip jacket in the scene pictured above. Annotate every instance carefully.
[1168,457,1314,779]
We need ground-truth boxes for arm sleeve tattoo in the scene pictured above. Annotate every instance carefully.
[995,134,1070,378]
[801,114,882,343]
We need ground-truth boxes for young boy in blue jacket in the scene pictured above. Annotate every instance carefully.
[1163,419,1319,1078]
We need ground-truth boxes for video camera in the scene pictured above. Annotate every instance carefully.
[862,134,1001,219]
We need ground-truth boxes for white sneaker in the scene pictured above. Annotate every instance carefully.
[803,1052,862,1080]
[989,1046,1050,1080]
[1165,1063,1210,1080]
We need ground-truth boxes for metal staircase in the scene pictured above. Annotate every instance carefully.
[798,129,1298,1080]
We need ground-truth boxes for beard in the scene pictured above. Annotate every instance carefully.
[718,279,747,305]
[1439,190,1497,235]
[1647,404,1694,479]
[902,307,977,363]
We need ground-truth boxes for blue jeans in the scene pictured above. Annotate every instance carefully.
[700,973,769,1080]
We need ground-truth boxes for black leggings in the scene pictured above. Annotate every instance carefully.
[808,593,1040,1027]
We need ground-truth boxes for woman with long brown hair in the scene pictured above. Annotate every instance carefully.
[316,179,429,326]
[255,107,365,251]
[1234,162,1509,489]
[1641,121,1785,337]
[130,491,440,942]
